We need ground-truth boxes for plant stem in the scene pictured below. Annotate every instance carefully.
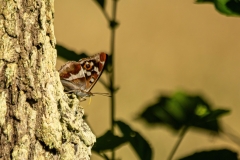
[167,125,189,160]
[110,0,118,159]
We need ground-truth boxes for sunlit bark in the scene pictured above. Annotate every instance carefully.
[0,0,95,159]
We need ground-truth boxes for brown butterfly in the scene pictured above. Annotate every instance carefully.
[59,52,108,100]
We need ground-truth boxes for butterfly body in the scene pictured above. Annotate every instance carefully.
[59,52,108,99]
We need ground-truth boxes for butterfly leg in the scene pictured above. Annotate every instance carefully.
[88,97,92,105]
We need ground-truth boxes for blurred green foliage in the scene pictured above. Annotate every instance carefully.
[196,0,240,16]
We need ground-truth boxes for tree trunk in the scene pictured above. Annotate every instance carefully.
[0,0,96,159]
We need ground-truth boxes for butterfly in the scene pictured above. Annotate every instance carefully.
[58,52,108,100]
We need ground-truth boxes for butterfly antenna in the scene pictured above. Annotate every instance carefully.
[92,92,111,97]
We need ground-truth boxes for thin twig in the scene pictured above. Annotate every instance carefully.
[110,0,118,159]
[167,125,189,160]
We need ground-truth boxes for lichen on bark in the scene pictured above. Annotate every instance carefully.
[0,0,96,159]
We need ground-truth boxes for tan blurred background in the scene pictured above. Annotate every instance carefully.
[54,1,240,159]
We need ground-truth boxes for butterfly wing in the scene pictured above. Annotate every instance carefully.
[59,61,86,91]
[79,52,108,92]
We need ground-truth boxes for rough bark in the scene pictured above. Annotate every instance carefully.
[0,0,96,159]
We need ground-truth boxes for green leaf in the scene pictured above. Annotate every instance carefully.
[226,0,240,15]
[93,0,105,9]
[138,91,230,132]
[116,121,152,160]
[193,109,230,131]
[179,149,238,160]
[56,44,88,61]
[196,0,240,16]
[92,130,128,152]
[200,109,230,121]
